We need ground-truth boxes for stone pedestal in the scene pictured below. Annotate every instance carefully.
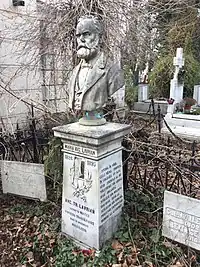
[53,122,131,250]
[169,79,183,104]
[138,84,149,102]
[167,79,183,114]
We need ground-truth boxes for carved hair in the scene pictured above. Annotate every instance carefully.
[77,15,103,36]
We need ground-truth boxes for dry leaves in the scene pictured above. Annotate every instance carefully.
[111,240,140,267]
[0,196,59,267]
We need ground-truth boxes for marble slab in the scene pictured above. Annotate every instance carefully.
[162,191,200,250]
[1,160,47,201]
[62,149,123,249]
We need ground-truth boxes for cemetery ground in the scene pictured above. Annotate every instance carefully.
[1,112,200,267]
[2,184,199,267]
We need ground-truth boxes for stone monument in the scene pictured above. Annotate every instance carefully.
[167,47,184,114]
[162,48,200,140]
[163,191,200,251]
[68,15,124,126]
[193,85,200,105]
[138,84,149,102]
[53,15,131,250]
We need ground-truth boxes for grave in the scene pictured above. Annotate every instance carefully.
[134,69,168,115]
[193,85,200,105]
[1,160,47,201]
[53,122,131,250]
[163,191,200,251]
[162,48,200,140]
[138,84,149,102]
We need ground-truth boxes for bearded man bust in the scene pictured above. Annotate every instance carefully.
[68,15,124,125]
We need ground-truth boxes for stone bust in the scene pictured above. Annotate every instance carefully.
[68,15,124,125]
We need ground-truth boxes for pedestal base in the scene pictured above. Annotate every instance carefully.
[53,122,131,250]
[79,117,106,126]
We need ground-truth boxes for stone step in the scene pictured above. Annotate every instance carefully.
[162,126,200,141]
[164,115,200,129]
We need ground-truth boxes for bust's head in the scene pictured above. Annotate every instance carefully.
[76,16,103,61]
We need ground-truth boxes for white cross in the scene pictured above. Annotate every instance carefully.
[173,48,184,80]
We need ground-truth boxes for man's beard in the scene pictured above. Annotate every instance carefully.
[77,46,98,60]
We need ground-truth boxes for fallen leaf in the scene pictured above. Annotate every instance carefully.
[112,240,124,250]
[126,255,137,265]
[117,251,123,262]
[143,261,153,267]
[163,240,174,248]
[168,263,184,267]
[26,251,34,259]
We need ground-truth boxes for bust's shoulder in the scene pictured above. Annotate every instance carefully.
[100,53,121,71]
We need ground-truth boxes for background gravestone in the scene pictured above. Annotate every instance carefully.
[1,160,47,201]
[163,190,200,250]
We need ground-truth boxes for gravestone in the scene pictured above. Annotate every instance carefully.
[53,122,131,250]
[138,84,149,102]
[167,48,184,114]
[163,190,200,250]
[193,85,200,105]
[1,161,47,201]
[54,15,131,250]
[161,48,200,139]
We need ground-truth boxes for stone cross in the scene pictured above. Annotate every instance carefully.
[168,48,185,113]
[173,48,184,81]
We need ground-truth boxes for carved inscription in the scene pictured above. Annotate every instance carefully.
[63,143,97,157]
[62,154,98,248]
[163,191,200,250]
[100,161,123,224]
[1,161,47,201]
[166,207,200,243]
[65,198,95,233]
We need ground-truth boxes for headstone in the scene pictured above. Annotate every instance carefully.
[193,85,200,105]
[138,84,149,102]
[53,122,131,250]
[1,161,47,201]
[163,190,200,250]
[167,48,184,114]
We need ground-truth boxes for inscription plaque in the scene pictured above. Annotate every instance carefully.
[63,143,97,157]
[163,190,200,250]
[1,160,47,201]
[62,153,98,248]
[99,152,123,224]
[62,148,123,249]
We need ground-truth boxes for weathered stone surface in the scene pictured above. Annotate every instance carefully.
[163,190,200,251]
[138,84,149,102]
[68,16,124,113]
[62,149,123,249]
[53,122,131,146]
[54,122,131,249]
[193,85,200,105]
[162,113,200,141]
[1,161,47,201]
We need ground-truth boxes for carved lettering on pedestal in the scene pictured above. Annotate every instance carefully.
[63,143,97,157]
[100,161,123,224]
[65,198,95,233]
